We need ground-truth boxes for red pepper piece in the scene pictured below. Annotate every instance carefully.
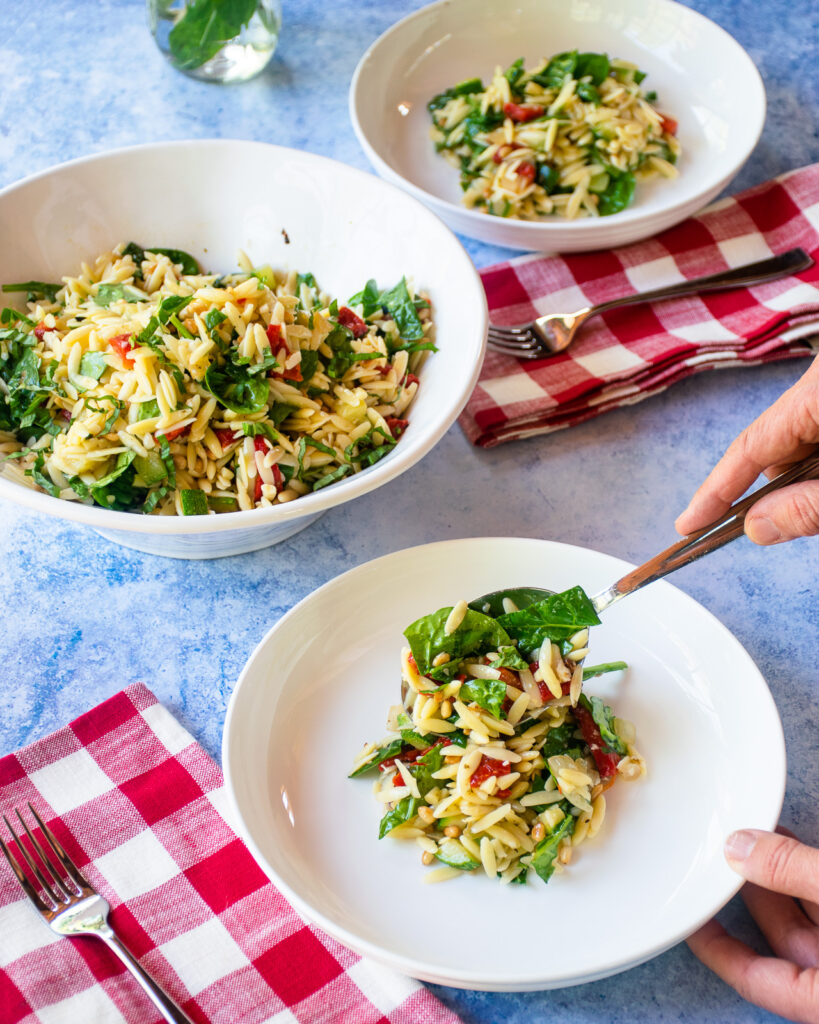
[271,463,283,489]
[470,754,511,789]
[337,306,368,338]
[272,347,302,382]
[110,333,136,367]
[516,162,536,182]
[660,114,678,136]
[503,102,545,123]
[33,323,49,340]
[252,435,270,502]
[385,416,409,438]
[215,428,238,450]
[404,373,420,387]
[573,703,621,779]
[160,423,190,441]
[266,323,284,346]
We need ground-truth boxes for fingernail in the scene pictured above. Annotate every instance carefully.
[746,516,782,545]
[725,829,758,863]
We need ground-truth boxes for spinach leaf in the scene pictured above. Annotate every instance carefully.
[582,661,628,680]
[533,50,578,89]
[203,308,227,332]
[542,721,578,758]
[468,586,551,618]
[575,52,610,84]
[78,352,107,380]
[26,450,60,497]
[532,808,575,883]
[378,278,424,340]
[388,340,437,355]
[150,248,200,275]
[168,0,258,70]
[412,745,445,796]
[493,646,529,671]
[357,442,395,468]
[497,586,601,656]
[90,452,138,510]
[94,283,142,307]
[156,294,193,325]
[84,395,123,432]
[459,676,507,719]
[576,81,601,105]
[204,361,269,414]
[578,694,627,754]
[122,242,146,279]
[378,795,419,839]
[538,164,560,194]
[2,280,62,302]
[396,711,432,750]
[241,421,279,444]
[596,170,636,216]
[269,401,295,427]
[298,349,319,383]
[138,398,160,421]
[312,464,352,491]
[404,606,513,681]
[0,328,61,433]
[504,57,525,88]
[348,738,405,778]
[296,435,338,478]
[1,307,34,326]
[348,278,380,317]
[428,79,483,111]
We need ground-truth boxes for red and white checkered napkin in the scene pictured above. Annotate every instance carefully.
[461,164,819,447]
[0,685,462,1024]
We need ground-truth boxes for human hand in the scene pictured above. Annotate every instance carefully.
[687,828,819,1023]
[675,356,819,544]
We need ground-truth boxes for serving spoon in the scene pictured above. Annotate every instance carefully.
[479,452,819,617]
[401,454,819,704]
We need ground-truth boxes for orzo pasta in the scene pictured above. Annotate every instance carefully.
[350,586,645,885]
[428,51,680,220]
[0,244,433,514]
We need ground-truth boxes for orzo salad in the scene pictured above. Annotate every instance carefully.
[0,244,434,515]
[350,586,645,886]
[428,51,680,220]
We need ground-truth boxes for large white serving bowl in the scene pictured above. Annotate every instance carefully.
[223,537,786,991]
[0,140,487,558]
[350,0,766,252]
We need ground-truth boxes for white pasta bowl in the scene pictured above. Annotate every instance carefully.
[0,140,486,558]
[223,537,786,991]
[349,0,766,251]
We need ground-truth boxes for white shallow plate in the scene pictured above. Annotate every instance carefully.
[350,0,766,251]
[0,140,486,558]
[224,538,785,990]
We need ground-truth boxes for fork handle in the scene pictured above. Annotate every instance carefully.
[589,247,812,318]
[97,926,195,1023]
[593,452,819,612]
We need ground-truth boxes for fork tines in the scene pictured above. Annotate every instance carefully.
[0,804,87,910]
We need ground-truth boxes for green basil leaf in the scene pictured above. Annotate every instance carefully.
[78,352,107,380]
[167,0,259,70]
[532,807,575,883]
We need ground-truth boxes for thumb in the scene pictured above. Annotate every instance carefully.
[724,829,819,903]
[745,480,819,545]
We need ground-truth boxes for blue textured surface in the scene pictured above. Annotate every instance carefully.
[0,2,817,1022]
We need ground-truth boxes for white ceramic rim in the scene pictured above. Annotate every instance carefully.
[0,139,488,535]
[223,537,787,990]
[349,0,766,242]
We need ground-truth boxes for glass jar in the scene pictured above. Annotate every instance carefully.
[147,0,282,84]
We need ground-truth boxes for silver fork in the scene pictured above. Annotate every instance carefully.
[1,804,194,1024]
[487,247,813,358]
